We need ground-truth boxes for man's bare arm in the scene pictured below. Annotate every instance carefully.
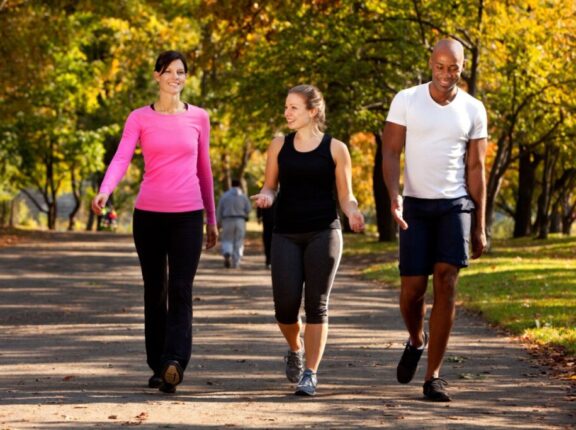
[466,137,488,258]
[382,121,408,230]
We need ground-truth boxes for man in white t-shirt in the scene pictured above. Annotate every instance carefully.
[382,39,488,402]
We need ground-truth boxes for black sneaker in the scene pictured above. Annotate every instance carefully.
[396,332,428,384]
[148,374,162,388]
[159,382,176,393]
[224,253,231,268]
[423,377,451,402]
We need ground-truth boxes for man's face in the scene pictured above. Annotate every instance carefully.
[429,49,464,93]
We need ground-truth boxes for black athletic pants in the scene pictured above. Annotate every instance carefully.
[271,229,342,324]
[132,208,204,374]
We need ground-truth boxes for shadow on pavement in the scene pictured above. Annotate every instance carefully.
[0,232,573,429]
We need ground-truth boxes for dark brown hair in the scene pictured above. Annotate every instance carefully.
[154,50,188,74]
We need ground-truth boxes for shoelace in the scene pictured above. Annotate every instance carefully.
[286,352,302,367]
[429,378,448,389]
[298,372,315,388]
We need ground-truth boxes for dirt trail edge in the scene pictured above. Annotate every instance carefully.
[0,232,574,429]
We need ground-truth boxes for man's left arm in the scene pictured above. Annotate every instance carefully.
[466,137,488,259]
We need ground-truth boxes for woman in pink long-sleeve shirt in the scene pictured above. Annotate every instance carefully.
[92,51,217,394]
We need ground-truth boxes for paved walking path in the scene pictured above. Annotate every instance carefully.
[0,232,574,429]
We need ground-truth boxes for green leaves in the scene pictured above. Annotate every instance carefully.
[0,0,574,231]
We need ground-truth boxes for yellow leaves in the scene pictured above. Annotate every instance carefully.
[364,0,389,14]
[349,132,376,210]
[101,17,130,33]
[84,87,100,113]
[108,57,120,82]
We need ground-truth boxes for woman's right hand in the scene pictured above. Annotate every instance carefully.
[250,193,274,208]
[92,193,109,215]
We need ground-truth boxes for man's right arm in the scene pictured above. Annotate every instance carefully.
[381,121,408,230]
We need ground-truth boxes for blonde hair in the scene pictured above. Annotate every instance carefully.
[288,84,326,131]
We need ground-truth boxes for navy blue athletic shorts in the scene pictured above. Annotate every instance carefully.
[399,195,475,276]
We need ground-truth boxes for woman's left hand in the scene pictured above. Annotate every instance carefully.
[348,210,365,233]
[205,224,218,250]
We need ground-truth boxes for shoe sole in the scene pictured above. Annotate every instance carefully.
[294,388,315,396]
[162,363,183,386]
[423,394,451,402]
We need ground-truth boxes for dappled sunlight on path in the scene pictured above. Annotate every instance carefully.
[0,232,573,428]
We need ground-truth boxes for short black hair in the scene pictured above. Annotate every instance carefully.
[231,179,242,187]
[154,50,188,74]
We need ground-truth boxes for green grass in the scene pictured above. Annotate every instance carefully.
[345,233,576,355]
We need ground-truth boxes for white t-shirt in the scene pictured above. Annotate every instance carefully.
[386,83,488,199]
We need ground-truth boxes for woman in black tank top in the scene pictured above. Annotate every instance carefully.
[252,85,364,396]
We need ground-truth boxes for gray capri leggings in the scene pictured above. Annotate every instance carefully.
[271,229,343,324]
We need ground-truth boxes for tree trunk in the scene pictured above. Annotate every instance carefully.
[21,189,52,228]
[513,147,539,237]
[221,152,231,192]
[535,145,559,239]
[48,175,58,231]
[67,167,81,231]
[549,203,562,234]
[47,201,57,230]
[486,134,513,241]
[0,200,8,227]
[235,138,253,195]
[86,210,95,231]
[561,194,576,235]
[372,132,396,242]
[85,174,101,231]
[550,169,576,236]
[44,138,58,230]
[9,197,15,227]
[562,218,574,235]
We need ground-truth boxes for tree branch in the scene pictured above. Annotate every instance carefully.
[20,189,48,214]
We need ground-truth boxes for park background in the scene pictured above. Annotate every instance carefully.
[0,1,574,378]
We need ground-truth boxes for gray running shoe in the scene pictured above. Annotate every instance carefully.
[423,377,451,402]
[284,350,304,383]
[295,368,317,396]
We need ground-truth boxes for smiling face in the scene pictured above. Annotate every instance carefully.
[154,59,187,95]
[284,93,317,130]
[429,41,464,95]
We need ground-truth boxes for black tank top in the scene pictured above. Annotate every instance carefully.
[274,132,341,233]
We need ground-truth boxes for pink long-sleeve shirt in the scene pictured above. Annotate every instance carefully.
[99,104,216,225]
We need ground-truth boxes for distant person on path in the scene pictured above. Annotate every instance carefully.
[91,50,218,394]
[256,205,274,269]
[97,203,118,232]
[217,179,251,269]
[382,39,488,402]
[252,84,365,396]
